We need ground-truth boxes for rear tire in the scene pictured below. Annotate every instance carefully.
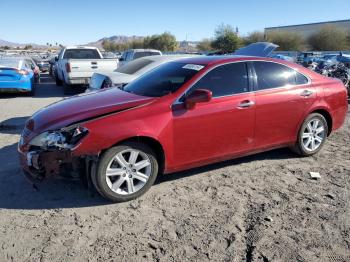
[55,73,63,86]
[291,113,328,156]
[92,142,159,202]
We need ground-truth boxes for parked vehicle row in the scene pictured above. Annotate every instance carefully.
[18,43,348,202]
[300,52,350,96]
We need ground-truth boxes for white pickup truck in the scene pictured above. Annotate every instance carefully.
[54,46,119,92]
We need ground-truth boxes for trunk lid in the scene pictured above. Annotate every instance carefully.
[0,67,21,81]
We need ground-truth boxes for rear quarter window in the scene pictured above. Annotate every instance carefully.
[296,72,309,85]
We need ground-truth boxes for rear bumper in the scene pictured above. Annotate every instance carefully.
[0,87,31,93]
[66,77,90,85]
[0,80,32,92]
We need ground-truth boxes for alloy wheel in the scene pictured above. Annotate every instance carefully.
[105,149,152,195]
[302,118,325,152]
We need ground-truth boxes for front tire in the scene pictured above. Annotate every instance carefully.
[292,113,328,156]
[93,142,159,202]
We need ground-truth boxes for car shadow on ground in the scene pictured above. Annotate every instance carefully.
[0,117,29,134]
[0,141,297,210]
[156,147,296,184]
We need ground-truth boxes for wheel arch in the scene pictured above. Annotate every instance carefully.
[309,108,333,136]
[109,136,166,174]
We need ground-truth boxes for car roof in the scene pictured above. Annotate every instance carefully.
[65,46,98,50]
[172,55,281,66]
[126,49,161,52]
[144,54,199,62]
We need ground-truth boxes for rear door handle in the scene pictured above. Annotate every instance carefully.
[300,90,313,97]
[237,100,255,109]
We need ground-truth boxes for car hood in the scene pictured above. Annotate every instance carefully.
[30,88,156,133]
[233,42,279,57]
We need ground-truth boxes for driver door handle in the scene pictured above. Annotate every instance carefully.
[300,90,313,97]
[237,100,255,109]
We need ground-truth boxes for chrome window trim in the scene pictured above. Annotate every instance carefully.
[172,59,312,105]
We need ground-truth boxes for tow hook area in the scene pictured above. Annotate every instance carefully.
[26,149,72,177]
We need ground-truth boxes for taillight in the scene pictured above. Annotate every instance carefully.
[17,69,29,75]
[65,62,71,73]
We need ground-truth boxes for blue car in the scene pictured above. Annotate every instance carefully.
[0,57,36,95]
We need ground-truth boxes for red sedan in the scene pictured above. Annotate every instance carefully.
[18,56,348,202]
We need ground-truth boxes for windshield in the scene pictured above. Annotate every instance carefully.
[116,58,153,74]
[123,62,205,97]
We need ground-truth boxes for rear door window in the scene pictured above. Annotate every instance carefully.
[189,62,249,97]
[133,52,149,60]
[253,61,296,90]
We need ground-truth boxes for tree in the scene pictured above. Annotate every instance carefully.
[144,32,178,52]
[244,31,266,45]
[24,45,32,50]
[308,25,348,51]
[266,31,305,51]
[212,24,242,53]
[197,38,214,51]
[102,40,112,51]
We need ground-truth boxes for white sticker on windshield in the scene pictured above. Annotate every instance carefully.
[182,64,204,71]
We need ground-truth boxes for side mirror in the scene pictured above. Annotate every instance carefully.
[185,89,212,109]
[54,56,58,62]
[119,57,124,62]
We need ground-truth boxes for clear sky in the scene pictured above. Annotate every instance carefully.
[1,0,349,45]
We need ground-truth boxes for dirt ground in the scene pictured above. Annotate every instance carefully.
[0,75,349,261]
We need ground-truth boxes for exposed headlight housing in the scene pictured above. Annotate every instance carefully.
[29,126,88,149]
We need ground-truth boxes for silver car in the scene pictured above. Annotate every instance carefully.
[86,55,198,93]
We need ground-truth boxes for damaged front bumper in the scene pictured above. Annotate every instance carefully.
[19,148,74,182]
[18,124,91,183]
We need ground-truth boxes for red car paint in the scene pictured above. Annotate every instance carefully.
[18,56,348,179]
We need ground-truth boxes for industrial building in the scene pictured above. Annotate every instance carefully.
[265,19,350,38]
